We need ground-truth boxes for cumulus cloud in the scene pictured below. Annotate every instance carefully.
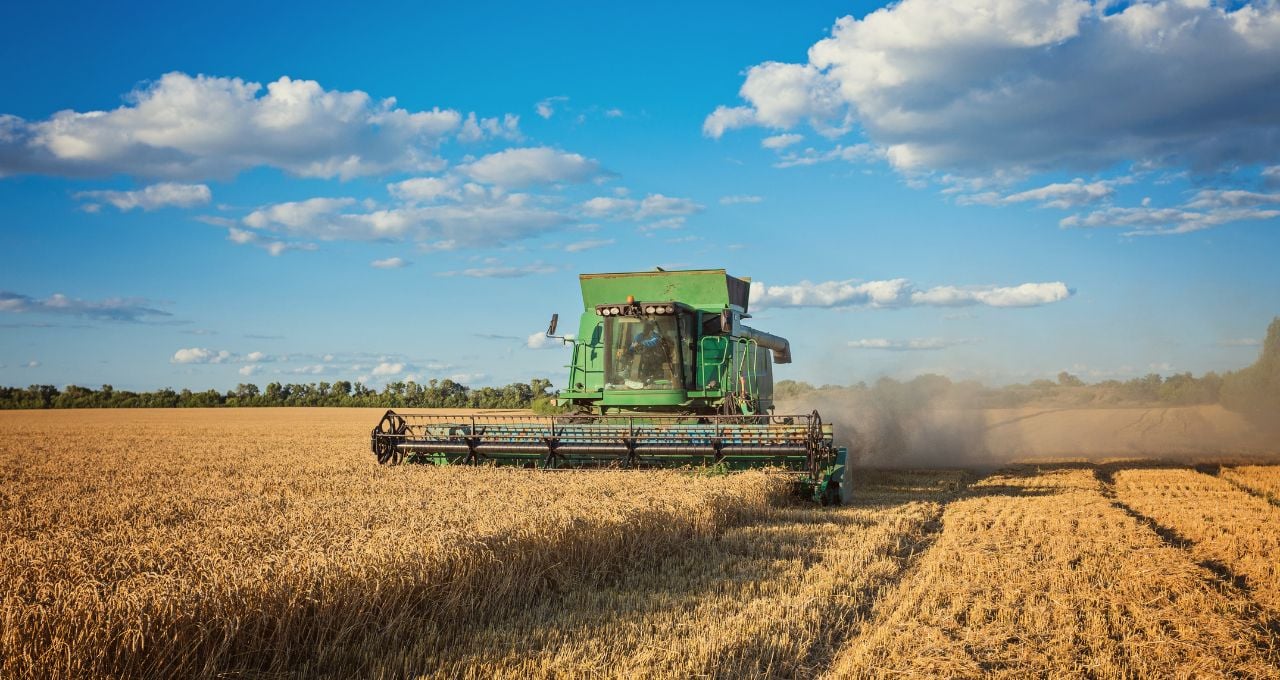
[0,290,171,322]
[719,194,763,205]
[238,365,260,376]
[960,178,1119,209]
[227,227,317,256]
[528,331,573,349]
[370,256,409,269]
[0,72,494,180]
[577,193,703,221]
[761,133,803,150]
[241,193,570,246]
[387,176,459,203]
[849,337,974,351]
[74,182,211,211]
[708,1,1280,175]
[371,361,404,376]
[171,347,232,364]
[456,112,521,143]
[535,96,569,119]
[1037,182,1280,235]
[750,279,1072,309]
[441,261,557,278]
[460,147,602,187]
[563,238,614,252]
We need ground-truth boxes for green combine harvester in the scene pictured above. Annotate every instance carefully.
[371,269,846,504]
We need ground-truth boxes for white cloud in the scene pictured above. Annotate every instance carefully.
[773,143,880,169]
[528,331,573,349]
[172,347,232,364]
[387,176,459,202]
[0,72,480,179]
[761,133,803,150]
[1184,189,1280,210]
[637,194,701,218]
[604,108,624,118]
[563,238,614,253]
[238,365,259,376]
[241,193,570,247]
[441,262,557,278]
[577,193,703,224]
[0,290,171,322]
[997,179,1116,209]
[535,96,569,119]
[848,337,974,351]
[456,112,521,143]
[370,256,409,269]
[909,282,1073,308]
[580,196,638,218]
[720,194,763,205]
[227,227,317,256]
[702,106,757,139]
[708,1,1280,175]
[74,182,211,211]
[371,362,403,376]
[24,360,39,368]
[1061,205,1280,236]
[751,279,1072,309]
[461,147,602,187]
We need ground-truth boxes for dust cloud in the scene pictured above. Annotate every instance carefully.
[777,389,1279,469]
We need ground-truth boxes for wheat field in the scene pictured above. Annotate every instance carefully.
[2,409,1279,679]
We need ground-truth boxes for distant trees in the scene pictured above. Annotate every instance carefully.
[770,317,1280,415]
[0,378,556,410]
[1221,317,1280,430]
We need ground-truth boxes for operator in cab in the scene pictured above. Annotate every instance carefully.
[615,319,673,388]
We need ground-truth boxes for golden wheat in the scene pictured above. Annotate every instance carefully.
[1222,464,1280,505]
[827,465,1280,678]
[1112,467,1280,617]
[0,409,787,679]
[416,471,960,678]
[6,409,1280,679]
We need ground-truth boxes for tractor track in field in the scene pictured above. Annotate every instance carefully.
[1094,466,1280,653]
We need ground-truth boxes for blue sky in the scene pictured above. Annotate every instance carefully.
[2,0,1278,391]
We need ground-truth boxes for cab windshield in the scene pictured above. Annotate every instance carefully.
[604,315,685,389]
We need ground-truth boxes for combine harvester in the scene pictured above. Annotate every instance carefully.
[371,269,847,504]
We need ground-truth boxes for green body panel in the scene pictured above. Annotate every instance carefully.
[578,269,749,313]
[565,269,775,416]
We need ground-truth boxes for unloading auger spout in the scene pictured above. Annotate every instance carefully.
[370,268,848,504]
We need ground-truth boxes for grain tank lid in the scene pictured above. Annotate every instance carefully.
[579,269,752,312]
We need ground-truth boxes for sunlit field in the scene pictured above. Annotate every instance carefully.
[3,409,1279,678]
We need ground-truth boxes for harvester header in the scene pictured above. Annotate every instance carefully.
[371,268,847,504]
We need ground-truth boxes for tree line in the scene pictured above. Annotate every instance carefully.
[0,378,559,411]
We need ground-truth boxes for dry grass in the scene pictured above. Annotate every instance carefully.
[1222,464,1280,505]
[0,409,788,679]
[5,409,1280,679]
[418,471,957,678]
[1112,466,1280,616]
[827,465,1280,678]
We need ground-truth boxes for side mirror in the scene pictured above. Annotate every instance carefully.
[546,313,559,337]
[720,309,733,334]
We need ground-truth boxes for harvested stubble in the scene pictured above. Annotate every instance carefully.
[0,409,788,679]
[827,466,1280,678]
[414,470,957,678]
[1113,467,1280,616]
[1222,464,1280,505]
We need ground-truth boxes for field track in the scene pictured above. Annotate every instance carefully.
[2,408,1279,678]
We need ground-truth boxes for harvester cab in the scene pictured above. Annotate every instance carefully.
[371,269,847,504]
